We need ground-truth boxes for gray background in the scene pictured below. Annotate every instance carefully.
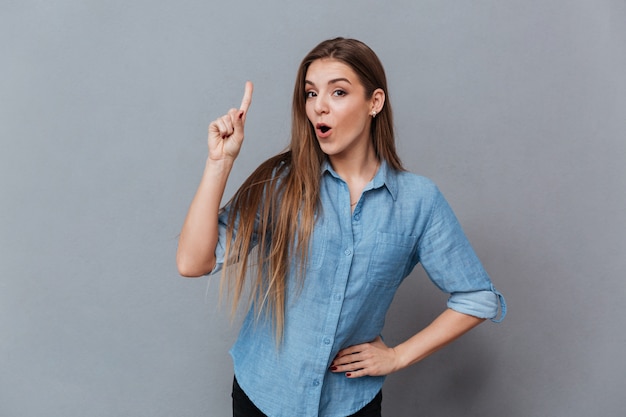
[1,1,624,416]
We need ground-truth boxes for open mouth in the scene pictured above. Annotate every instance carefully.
[316,123,332,135]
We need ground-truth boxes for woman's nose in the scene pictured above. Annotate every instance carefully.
[314,95,329,114]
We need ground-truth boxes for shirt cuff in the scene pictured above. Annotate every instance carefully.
[447,286,506,322]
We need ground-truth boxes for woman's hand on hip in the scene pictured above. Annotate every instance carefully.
[208,81,253,161]
[330,336,401,378]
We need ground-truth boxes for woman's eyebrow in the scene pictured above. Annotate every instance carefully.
[305,78,353,86]
[329,78,352,85]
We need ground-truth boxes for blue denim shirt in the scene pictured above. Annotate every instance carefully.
[212,160,506,417]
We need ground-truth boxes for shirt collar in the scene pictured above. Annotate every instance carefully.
[321,158,398,201]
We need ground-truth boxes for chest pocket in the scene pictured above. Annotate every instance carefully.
[367,232,418,288]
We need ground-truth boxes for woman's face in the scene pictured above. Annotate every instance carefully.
[304,59,377,159]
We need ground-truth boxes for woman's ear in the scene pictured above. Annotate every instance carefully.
[370,88,385,115]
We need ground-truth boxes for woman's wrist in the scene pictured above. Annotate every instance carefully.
[392,342,419,371]
[205,156,235,177]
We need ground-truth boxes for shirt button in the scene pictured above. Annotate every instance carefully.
[354,214,360,220]
[323,338,331,345]
[334,294,342,301]
[344,249,352,256]
[313,379,320,386]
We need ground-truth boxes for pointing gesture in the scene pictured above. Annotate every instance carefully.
[239,81,253,120]
[208,81,254,161]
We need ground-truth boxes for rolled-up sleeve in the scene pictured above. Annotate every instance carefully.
[448,285,506,322]
[417,187,506,322]
[209,204,261,276]
[209,209,230,275]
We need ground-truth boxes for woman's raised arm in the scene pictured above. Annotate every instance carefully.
[176,82,253,277]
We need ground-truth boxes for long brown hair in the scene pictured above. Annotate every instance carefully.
[221,38,404,342]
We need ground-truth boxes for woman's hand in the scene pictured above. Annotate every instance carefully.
[330,336,400,378]
[176,81,253,277]
[329,310,486,379]
[208,81,253,161]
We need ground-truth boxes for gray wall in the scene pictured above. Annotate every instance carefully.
[1,1,624,416]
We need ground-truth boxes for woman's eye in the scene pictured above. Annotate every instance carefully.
[333,89,347,97]
[305,91,317,98]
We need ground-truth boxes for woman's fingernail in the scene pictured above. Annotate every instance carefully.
[330,366,337,371]
[238,111,244,119]
[346,373,352,377]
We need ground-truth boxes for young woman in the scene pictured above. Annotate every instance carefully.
[177,38,506,417]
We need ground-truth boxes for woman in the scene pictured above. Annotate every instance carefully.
[177,38,506,417]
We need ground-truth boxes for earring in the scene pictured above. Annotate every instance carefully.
[371,110,377,118]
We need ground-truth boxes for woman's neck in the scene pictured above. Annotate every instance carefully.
[328,148,379,184]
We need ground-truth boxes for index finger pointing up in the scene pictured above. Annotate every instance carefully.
[239,81,254,114]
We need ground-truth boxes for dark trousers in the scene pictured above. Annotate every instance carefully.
[232,377,382,417]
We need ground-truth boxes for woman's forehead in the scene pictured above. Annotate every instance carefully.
[304,59,359,85]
